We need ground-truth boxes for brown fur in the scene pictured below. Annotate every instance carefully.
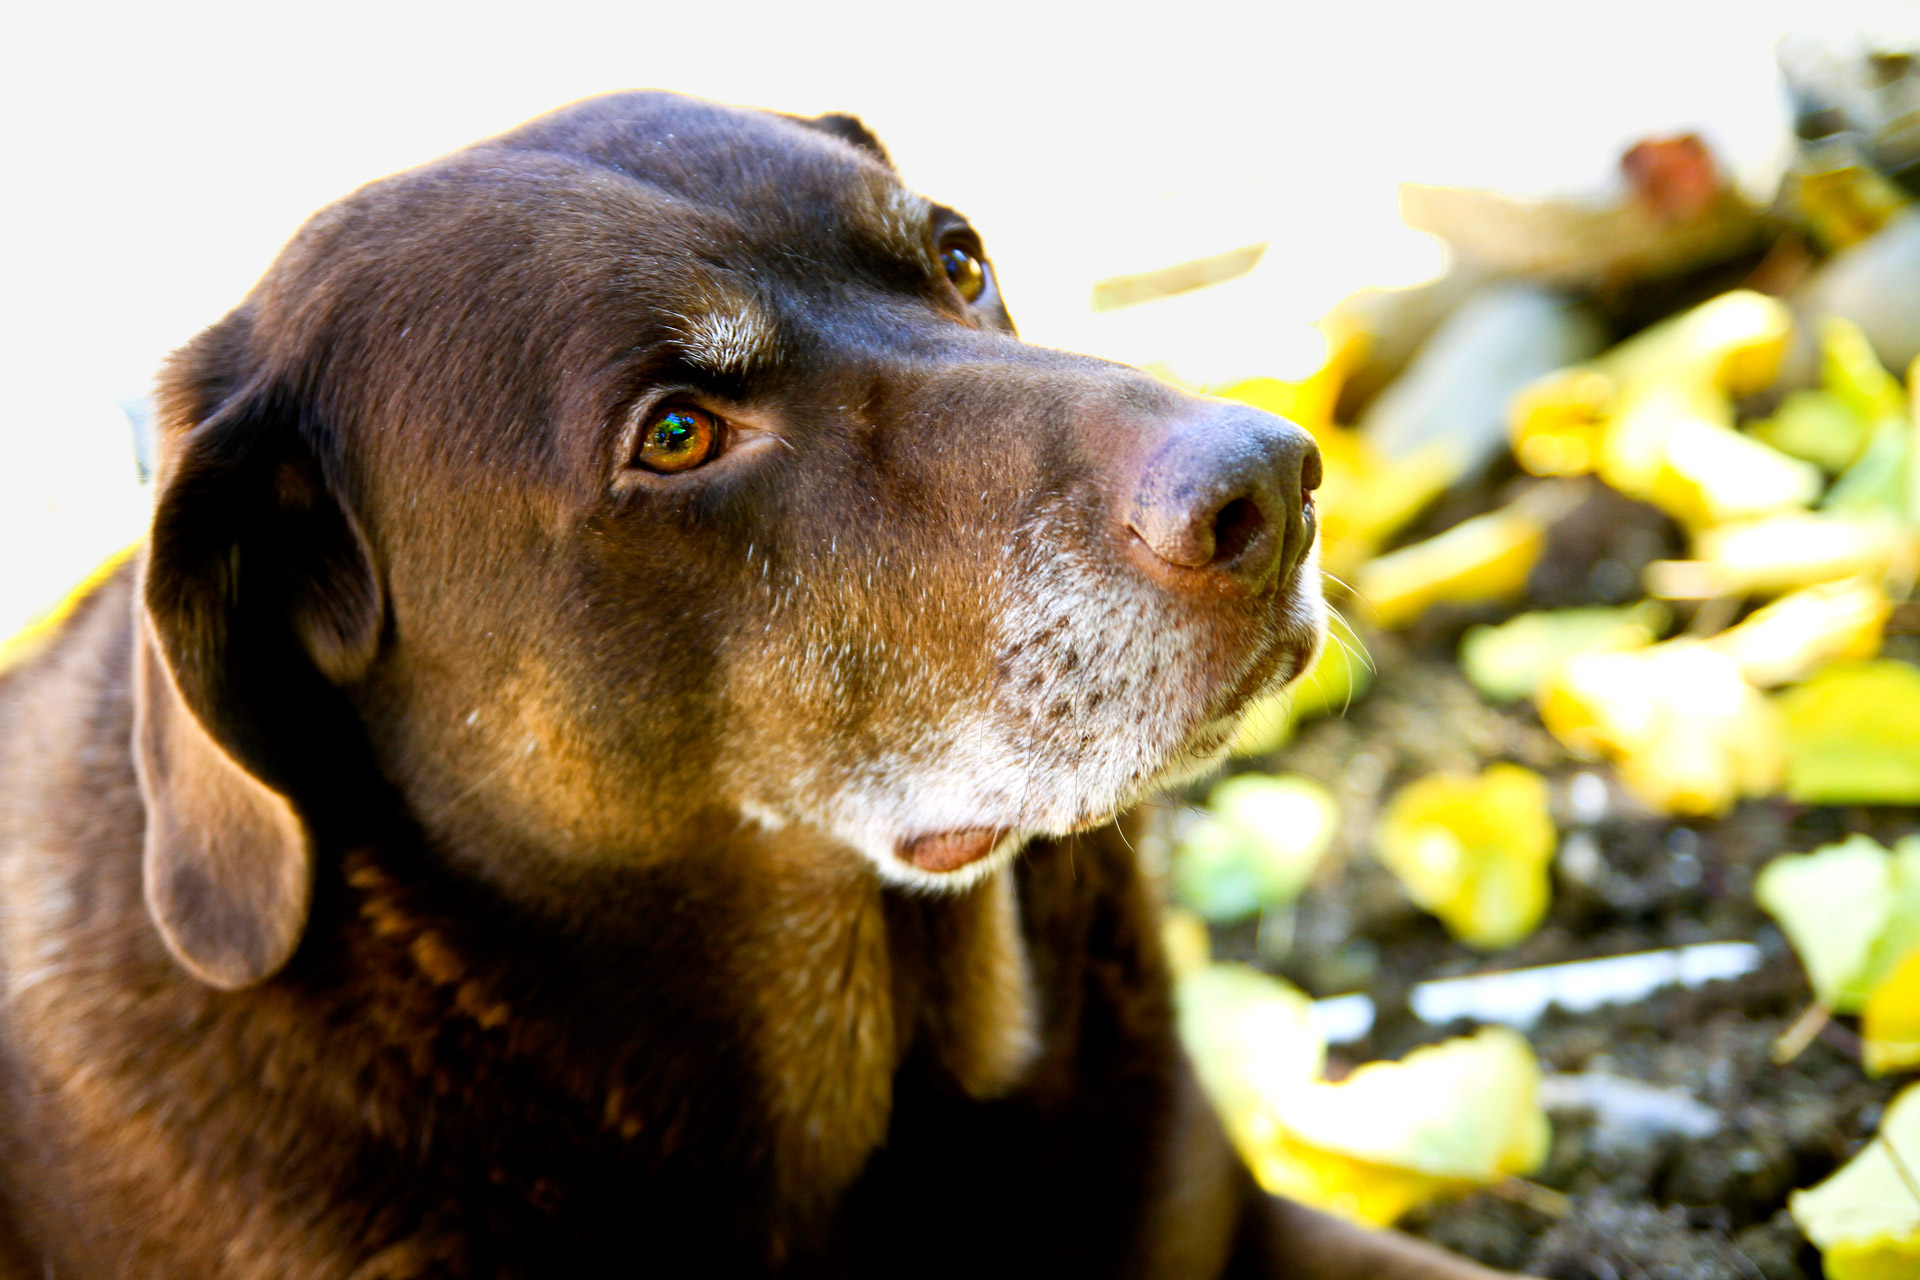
[0,93,1509,1278]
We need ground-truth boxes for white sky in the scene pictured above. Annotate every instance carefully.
[0,0,1914,632]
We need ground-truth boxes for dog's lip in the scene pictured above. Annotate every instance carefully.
[896,828,1011,874]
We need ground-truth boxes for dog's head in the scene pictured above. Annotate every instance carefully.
[133,92,1323,987]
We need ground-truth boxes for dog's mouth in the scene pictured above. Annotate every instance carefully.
[896,827,1014,874]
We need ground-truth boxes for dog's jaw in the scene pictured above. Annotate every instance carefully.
[742,531,1326,896]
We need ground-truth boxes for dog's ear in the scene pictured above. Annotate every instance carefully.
[794,112,893,167]
[135,315,384,989]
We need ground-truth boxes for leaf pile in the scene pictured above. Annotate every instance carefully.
[1155,40,1920,1264]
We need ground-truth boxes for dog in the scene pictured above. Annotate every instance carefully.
[0,93,1514,1278]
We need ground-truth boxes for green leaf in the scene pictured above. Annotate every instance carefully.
[1459,602,1666,704]
[1792,1081,1920,1280]
[1756,834,1920,1013]
[1173,775,1340,924]
[1174,962,1325,1125]
[1752,388,1877,473]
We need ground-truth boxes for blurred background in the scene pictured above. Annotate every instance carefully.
[0,0,1865,640]
[11,3,1920,1276]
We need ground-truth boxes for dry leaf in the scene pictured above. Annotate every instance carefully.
[1645,513,1914,599]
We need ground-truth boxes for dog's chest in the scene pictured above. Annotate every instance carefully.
[295,846,1044,1264]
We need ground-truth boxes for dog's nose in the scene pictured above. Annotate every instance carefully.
[1124,404,1321,590]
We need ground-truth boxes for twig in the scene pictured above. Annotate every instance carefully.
[1772,1003,1829,1065]
[1493,1177,1571,1218]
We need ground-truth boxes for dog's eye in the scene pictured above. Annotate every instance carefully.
[635,405,723,474]
[940,242,987,304]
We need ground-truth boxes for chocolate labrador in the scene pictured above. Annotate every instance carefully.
[0,93,1512,1278]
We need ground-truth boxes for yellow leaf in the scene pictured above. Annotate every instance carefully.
[1373,765,1556,949]
[1355,497,1551,630]
[1707,578,1889,688]
[1256,1028,1551,1226]
[1752,388,1878,473]
[1865,946,1920,1075]
[1597,383,1822,529]
[1538,641,1783,816]
[1509,290,1794,480]
[1646,513,1915,599]
[1595,289,1792,395]
[1777,661,1920,805]
[1177,965,1551,1228]
[1796,162,1910,251]
[1160,907,1213,980]
[1510,367,1613,477]
[1829,315,1908,423]
[1791,1082,1920,1280]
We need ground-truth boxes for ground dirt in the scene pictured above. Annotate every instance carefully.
[1167,475,1918,1279]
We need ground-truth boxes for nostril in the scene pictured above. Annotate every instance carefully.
[1209,496,1266,568]
[1301,444,1323,494]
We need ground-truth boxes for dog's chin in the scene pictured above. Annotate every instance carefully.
[839,707,1256,897]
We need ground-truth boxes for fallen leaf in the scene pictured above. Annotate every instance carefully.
[1706,577,1888,688]
[1509,367,1612,477]
[1777,661,1920,804]
[1175,962,1325,1132]
[1791,1082,1920,1279]
[1173,775,1340,925]
[1373,764,1556,949]
[1597,383,1822,529]
[1355,487,1574,630]
[1644,513,1915,599]
[1755,834,1920,1014]
[1751,388,1877,473]
[1539,641,1784,816]
[1864,946,1920,1075]
[1160,907,1214,980]
[1253,1027,1552,1226]
[1796,160,1912,251]
[1459,602,1667,704]
[1177,961,1552,1228]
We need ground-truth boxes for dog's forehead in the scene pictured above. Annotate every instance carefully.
[491,92,932,258]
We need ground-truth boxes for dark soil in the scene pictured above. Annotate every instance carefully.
[1169,477,1918,1279]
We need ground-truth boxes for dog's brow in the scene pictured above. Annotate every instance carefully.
[874,185,932,261]
[669,300,782,376]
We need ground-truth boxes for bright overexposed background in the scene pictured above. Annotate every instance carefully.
[1,0,1915,636]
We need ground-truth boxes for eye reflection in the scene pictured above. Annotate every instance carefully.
[636,405,722,474]
[940,244,987,303]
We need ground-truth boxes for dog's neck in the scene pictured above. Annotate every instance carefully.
[320,820,1040,1230]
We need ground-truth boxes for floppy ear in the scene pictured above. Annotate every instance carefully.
[135,321,384,989]
[793,111,894,166]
